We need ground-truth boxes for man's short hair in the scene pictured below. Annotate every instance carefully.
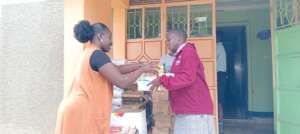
[168,29,187,41]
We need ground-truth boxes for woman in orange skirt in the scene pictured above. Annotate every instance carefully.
[55,20,158,134]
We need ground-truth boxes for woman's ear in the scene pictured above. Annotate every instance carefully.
[97,33,104,42]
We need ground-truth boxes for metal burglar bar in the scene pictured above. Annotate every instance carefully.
[276,0,300,29]
[130,0,161,5]
[145,8,161,38]
[190,4,212,37]
[167,6,188,33]
[127,9,142,39]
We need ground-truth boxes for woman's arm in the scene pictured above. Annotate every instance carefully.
[99,63,158,89]
[89,50,157,89]
[114,63,142,74]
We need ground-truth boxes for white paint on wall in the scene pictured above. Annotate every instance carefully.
[0,0,63,133]
[0,0,2,18]
[2,0,46,5]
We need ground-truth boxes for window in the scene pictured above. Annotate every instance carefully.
[166,0,188,2]
[276,0,300,29]
[145,8,161,38]
[127,9,142,39]
[130,0,161,5]
[167,6,188,33]
[190,4,212,37]
[127,3,214,39]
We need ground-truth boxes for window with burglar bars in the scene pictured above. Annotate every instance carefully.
[167,6,188,33]
[145,8,161,38]
[127,9,142,39]
[190,4,212,37]
[130,0,161,5]
[276,0,300,29]
[127,4,213,39]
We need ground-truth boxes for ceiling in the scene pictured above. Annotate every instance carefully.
[216,0,269,11]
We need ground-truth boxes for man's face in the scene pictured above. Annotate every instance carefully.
[167,32,181,53]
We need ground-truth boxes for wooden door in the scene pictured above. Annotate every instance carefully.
[126,0,218,133]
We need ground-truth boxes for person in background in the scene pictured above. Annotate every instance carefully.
[148,29,214,134]
[55,20,158,134]
[216,31,227,134]
[160,51,175,73]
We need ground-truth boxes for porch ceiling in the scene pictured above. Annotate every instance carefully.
[126,0,269,12]
[217,0,269,11]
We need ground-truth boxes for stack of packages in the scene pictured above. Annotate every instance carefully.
[152,90,174,134]
[110,126,138,134]
[111,59,126,112]
[136,64,175,133]
[112,86,124,112]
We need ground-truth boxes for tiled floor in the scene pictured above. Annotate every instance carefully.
[223,118,274,134]
[148,117,274,134]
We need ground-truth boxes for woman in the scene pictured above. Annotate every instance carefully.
[55,20,158,134]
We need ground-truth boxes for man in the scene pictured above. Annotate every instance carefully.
[216,31,227,134]
[149,29,214,134]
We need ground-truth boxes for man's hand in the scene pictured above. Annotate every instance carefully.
[147,77,161,91]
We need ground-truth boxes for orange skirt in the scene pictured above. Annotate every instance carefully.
[55,93,110,134]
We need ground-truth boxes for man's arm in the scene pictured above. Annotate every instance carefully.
[159,48,198,91]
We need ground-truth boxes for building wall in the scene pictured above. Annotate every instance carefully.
[217,8,273,112]
[64,0,85,94]
[0,0,63,133]
[84,0,113,29]
[64,0,114,93]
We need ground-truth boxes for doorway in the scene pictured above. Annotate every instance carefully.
[217,26,248,119]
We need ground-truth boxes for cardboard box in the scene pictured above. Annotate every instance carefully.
[152,91,169,101]
[152,127,170,134]
[153,102,171,114]
[154,115,171,126]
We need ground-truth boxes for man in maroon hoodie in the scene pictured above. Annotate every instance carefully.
[149,30,214,134]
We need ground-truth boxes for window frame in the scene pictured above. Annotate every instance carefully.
[127,0,214,41]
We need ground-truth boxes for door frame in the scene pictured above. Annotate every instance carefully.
[217,21,253,112]
[217,25,249,119]
[269,0,277,133]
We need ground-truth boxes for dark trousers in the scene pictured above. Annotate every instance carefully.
[217,72,227,105]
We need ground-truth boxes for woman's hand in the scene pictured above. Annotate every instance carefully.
[140,62,160,74]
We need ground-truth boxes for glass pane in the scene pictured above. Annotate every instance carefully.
[190,4,212,37]
[130,0,161,5]
[127,9,142,39]
[167,6,187,33]
[145,8,161,38]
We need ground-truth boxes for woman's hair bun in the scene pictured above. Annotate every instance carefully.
[74,20,95,43]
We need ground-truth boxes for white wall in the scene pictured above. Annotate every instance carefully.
[0,0,63,133]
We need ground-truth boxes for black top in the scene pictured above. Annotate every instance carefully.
[89,50,111,71]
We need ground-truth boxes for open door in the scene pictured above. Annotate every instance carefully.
[272,0,300,133]
[126,0,218,133]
